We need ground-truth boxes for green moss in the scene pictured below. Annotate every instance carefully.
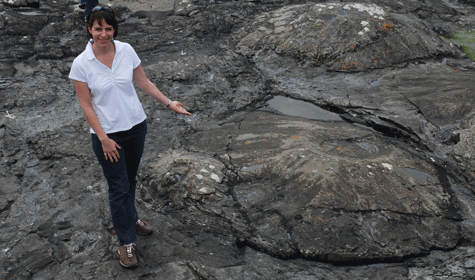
[444,30,475,61]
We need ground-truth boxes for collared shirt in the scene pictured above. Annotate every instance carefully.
[69,40,147,134]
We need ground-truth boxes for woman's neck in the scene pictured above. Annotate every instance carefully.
[92,40,115,56]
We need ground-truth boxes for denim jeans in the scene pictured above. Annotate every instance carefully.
[91,121,147,246]
[84,0,99,21]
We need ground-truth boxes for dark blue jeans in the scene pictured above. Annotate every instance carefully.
[92,121,147,246]
[84,0,99,21]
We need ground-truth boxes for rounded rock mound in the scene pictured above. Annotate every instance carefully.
[232,2,461,71]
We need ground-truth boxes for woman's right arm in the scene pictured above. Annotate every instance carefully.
[74,80,121,162]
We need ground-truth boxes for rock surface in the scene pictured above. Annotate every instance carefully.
[2,0,475,279]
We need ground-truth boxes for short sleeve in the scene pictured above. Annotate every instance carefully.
[126,44,141,69]
[69,58,88,83]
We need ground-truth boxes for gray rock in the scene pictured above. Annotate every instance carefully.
[146,111,461,261]
[231,3,462,72]
[2,0,475,279]
[2,0,39,7]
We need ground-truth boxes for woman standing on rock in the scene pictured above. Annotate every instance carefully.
[69,6,191,268]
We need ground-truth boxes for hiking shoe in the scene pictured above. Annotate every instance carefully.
[118,243,137,268]
[136,219,153,236]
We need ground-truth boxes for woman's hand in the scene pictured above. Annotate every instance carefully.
[101,137,121,162]
[169,101,192,116]
[133,66,192,116]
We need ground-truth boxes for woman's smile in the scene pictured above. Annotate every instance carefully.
[88,20,115,47]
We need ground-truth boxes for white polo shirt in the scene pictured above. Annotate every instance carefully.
[69,40,147,134]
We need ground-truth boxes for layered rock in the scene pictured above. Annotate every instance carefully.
[2,0,475,279]
[232,3,460,71]
[141,111,463,261]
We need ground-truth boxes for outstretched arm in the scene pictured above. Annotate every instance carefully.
[133,65,192,116]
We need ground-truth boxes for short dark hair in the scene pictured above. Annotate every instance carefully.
[86,6,119,40]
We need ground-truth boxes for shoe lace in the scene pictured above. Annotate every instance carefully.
[137,219,145,227]
[125,243,135,258]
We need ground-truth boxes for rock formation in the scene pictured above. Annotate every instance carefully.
[2,0,475,279]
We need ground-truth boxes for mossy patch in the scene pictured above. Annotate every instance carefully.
[444,30,475,61]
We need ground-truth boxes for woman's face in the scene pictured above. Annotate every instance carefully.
[88,19,115,48]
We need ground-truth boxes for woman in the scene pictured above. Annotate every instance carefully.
[69,6,191,268]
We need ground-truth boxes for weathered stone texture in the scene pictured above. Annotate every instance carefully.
[2,0,475,279]
[232,3,462,72]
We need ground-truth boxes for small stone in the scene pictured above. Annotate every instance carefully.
[198,187,215,194]
[211,173,220,182]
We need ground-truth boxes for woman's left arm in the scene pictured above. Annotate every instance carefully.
[133,65,192,116]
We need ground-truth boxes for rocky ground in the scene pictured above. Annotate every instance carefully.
[2,0,475,279]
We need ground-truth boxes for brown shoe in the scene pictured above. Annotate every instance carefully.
[118,243,137,268]
[136,219,153,236]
